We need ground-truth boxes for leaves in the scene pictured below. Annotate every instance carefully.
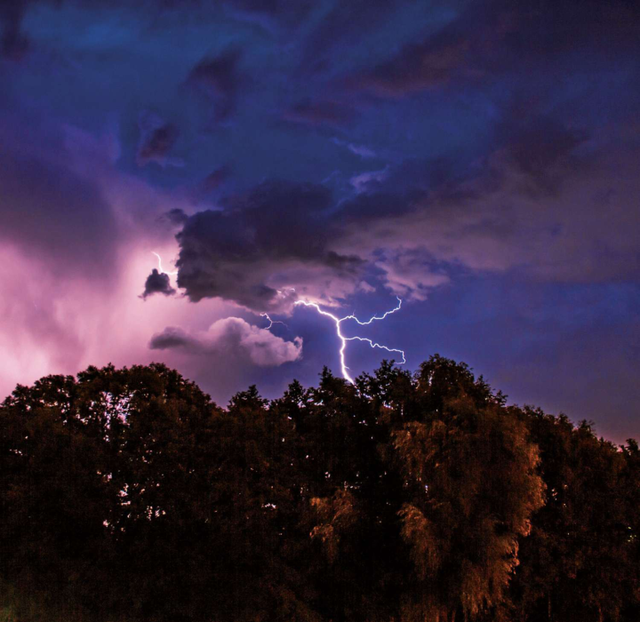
[0,356,638,622]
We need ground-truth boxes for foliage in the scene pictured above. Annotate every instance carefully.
[0,356,638,621]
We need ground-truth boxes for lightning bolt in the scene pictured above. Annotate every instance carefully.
[151,252,178,276]
[293,297,405,384]
[260,313,288,330]
[146,254,404,380]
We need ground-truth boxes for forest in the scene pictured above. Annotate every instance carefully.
[1,355,639,622]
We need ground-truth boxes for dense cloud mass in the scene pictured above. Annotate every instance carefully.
[346,0,640,97]
[150,317,302,366]
[173,125,640,307]
[175,180,364,312]
[187,47,243,125]
[0,0,639,440]
[141,269,176,299]
[136,111,180,168]
[339,126,640,287]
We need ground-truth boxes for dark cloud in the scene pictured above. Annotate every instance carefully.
[136,111,180,168]
[187,47,242,124]
[164,208,189,226]
[201,165,230,191]
[149,325,190,350]
[496,117,587,196]
[221,0,313,29]
[175,180,364,311]
[338,128,640,295]
[0,0,30,59]
[141,269,176,299]
[173,114,638,310]
[150,317,302,366]
[191,165,231,202]
[282,99,358,128]
[345,0,640,98]
[346,36,470,98]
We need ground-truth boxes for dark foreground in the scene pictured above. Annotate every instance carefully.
[1,356,639,622]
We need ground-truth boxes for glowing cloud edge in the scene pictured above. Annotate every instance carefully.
[152,251,178,276]
[148,255,406,382]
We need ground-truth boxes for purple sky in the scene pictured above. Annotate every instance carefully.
[1,0,639,443]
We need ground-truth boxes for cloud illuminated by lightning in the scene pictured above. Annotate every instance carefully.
[293,297,405,384]
[145,261,403,381]
[260,313,288,330]
[151,251,178,276]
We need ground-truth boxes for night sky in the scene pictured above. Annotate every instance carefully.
[1,0,639,442]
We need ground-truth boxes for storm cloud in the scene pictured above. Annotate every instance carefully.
[150,317,303,367]
[187,47,243,124]
[141,269,176,299]
[136,111,180,168]
[175,180,364,312]
[2,0,639,440]
[345,0,640,99]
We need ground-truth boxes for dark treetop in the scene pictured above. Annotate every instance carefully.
[1,356,639,622]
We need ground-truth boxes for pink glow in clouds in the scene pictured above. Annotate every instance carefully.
[0,239,233,400]
[0,115,238,401]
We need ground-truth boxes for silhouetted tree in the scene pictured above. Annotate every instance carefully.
[508,410,640,622]
[1,357,638,622]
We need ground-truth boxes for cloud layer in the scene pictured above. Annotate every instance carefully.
[141,269,176,299]
[150,318,303,367]
[175,180,363,312]
[0,0,638,441]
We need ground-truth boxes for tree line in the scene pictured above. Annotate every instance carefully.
[1,355,639,622]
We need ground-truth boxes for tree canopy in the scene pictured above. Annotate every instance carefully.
[1,356,638,622]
